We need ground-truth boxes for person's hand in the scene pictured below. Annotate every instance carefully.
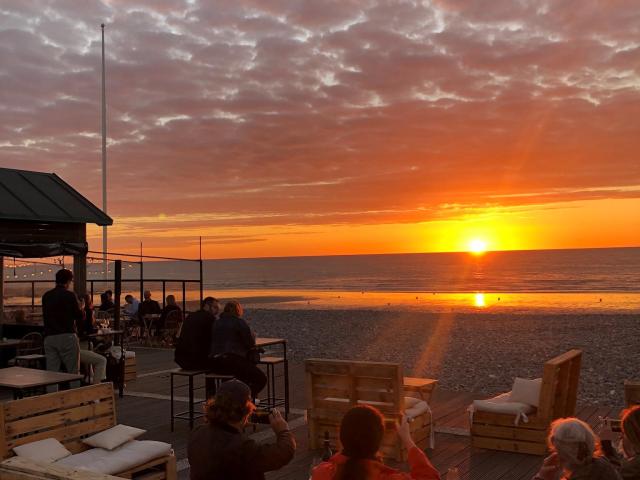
[396,415,416,450]
[269,408,289,433]
[534,453,560,480]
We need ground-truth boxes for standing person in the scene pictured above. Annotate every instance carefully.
[311,405,440,480]
[532,418,620,480]
[42,269,83,374]
[77,294,107,384]
[209,301,267,399]
[174,297,218,370]
[188,379,295,480]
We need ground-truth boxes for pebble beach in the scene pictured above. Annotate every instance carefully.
[245,308,639,407]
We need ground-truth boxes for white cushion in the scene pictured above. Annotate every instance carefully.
[405,399,430,419]
[472,391,535,416]
[55,440,171,475]
[510,377,542,407]
[13,438,72,464]
[83,424,146,450]
[109,347,136,360]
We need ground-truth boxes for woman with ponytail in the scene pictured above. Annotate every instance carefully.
[311,405,440,480]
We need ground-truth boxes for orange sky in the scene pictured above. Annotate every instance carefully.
[2,1,640,259]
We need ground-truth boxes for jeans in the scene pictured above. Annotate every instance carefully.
[209,353,267,399]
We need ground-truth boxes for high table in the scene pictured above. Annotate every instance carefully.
[87,329,126,398]
[0,366,83,399]
[255,337,289,418]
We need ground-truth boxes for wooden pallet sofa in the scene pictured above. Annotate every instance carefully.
[470,349,582,455]
[305,358,434,461]
[0,456,122,480]
[0,383,176,479]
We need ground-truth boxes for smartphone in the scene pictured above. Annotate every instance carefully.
[251,409,274,424]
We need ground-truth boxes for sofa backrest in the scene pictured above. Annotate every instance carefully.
[537,349,582,421]
[0,383,116,458]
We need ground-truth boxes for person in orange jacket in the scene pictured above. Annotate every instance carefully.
[311,405,441,480]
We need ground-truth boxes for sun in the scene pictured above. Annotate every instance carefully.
[468,238,488,255]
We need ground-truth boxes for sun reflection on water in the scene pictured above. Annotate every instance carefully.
[474,292,486,307]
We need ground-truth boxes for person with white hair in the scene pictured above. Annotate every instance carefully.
[533,417,621,480]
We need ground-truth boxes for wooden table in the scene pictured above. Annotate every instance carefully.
[256,337,289,418]
[404,377,438,403]
[0,366,83,399]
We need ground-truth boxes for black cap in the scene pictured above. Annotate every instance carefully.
[215,379,251,407]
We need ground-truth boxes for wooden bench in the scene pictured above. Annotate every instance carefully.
[471,349,582,455]
[305,358,434,461]
[0,456,122,480]
[0,383,176,479]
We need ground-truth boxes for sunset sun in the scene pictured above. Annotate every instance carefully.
[468,239,488,255]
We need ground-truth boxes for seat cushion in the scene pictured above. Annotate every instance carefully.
[55,440,171,475]
[510,377,542,407]
[469,392,535,425]
[83,424,146,450]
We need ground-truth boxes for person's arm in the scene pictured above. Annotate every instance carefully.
[531,453,560,480]
[396,417,440,480]
[244,410,296,473]
[239,318,256,349]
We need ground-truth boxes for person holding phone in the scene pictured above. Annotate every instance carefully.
[188,379,296,480]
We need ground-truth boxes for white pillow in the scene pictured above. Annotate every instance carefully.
[510,377,542,407]
[13,438,72,464]
[83,424,146,450]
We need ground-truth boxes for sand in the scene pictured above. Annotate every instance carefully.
[244,308,638,406]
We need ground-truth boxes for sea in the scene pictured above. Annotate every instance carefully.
[6,247,640,313]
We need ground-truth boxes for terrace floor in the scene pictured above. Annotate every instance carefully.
[110,347,620,480]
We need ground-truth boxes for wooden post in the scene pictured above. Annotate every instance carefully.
[114,260,121,330]
[73,253,87,296]
[0,256,4,321]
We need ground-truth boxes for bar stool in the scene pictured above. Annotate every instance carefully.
[258,356,286,411]
[205,373,236,399]
[170,369,207,431]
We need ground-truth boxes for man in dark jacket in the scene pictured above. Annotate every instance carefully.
[188,380,295,480]
[174,297,219,370]
[42,269,83,374]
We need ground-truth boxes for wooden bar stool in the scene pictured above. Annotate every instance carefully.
[258,356,286,411]
[170,368,207,431]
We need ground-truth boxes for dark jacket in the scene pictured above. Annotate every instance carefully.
[160,304,181,325]
[77,306,97,340]
[188,421,295,480]
[210,312,255,359]
[620,456,640,480]
[174,309,215,370]
[42,285,83,337]
[138,299,161,319]
[569,456,622,480]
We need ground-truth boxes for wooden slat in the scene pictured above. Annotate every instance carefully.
[472,435,547,456]
[471,424,547,443]
[0,456,121,480]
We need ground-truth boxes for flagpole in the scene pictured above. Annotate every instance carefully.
[101,23,108,278]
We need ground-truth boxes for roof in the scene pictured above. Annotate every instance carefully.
[0,168,113,226]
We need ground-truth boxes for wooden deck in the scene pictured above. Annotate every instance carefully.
[3,346,620,480]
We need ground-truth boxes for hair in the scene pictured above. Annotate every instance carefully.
[621,406,640,454]
[223,300,242,317]
[335,405,385,480]
[125,294,133,301]
[144,290,151,298]
[166,294,177,306]
[100,292,109,304]
[55,268,73,285]
[105,290,113,296]
[201,296,218,309]
[203,396,255,425]
[548,418,600,470]
[82,293,92,308]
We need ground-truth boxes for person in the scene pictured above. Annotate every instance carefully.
[157,294,181,337]
[42,269,83,374]
[311,405,440,480]
[532,418,621,480]
[209,301,267,399]
[138,290,161,319]
[77,294,107,384]
[123,294,140,318]
[98,291,115,312]
[608,406,640,479]
[174,297,218,370]
[188,379,295,480]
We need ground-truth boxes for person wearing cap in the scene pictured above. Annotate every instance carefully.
[188,379,296,480]
[42,269,83,374]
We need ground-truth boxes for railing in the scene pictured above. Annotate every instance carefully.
[4,278,201,314]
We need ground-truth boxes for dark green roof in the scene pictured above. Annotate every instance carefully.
[0,168,113,226]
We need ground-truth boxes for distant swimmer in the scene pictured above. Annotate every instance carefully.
[599,298,602,302]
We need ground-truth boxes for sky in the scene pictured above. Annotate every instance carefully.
[1,0,639,259]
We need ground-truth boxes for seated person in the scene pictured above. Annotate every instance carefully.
[311,405,440,480]
[188,379,295,480]
[209,301,267,399]
[139,290,161,319]
[122,294,140,318]
[98,291,115,312]
[606,406,640,479]
[77,294,107,384]
[157,294,182,337]
[174,297,218,370]
[532,418,620,480]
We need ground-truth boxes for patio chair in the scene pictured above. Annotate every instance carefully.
[305,358,433,461]
[161,309,182,346]
[470,349,582,455]
[12,332,45,369]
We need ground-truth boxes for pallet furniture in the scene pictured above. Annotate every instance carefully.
[403,377,438,404]
[624,380,640,406]
[471,349,583,455]
[0,383,176,479]
[305,358,433,461]
[0,456,122,480]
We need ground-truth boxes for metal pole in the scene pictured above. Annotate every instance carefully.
[101,23,108,278]
[139,242,143,300]
[199,236,203,304]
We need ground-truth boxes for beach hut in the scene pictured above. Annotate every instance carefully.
[0,167,112,320]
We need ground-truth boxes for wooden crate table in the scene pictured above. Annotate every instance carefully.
[0,367,83,399]
[403,377,438,404]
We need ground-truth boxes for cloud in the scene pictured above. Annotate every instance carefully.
[0,0,639,234]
